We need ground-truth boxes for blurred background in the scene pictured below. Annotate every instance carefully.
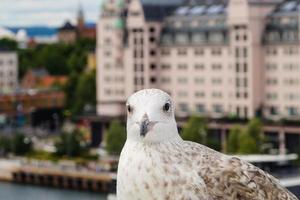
[0,0,300,199]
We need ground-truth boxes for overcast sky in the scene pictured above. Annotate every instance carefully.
[0,0,102,27]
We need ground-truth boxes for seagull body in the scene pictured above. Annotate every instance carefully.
[117,89,298,200]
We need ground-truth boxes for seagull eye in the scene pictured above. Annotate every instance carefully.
[127,105,133,113]
[163,102,171,112]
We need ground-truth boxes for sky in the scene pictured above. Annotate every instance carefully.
[0,0,102,27]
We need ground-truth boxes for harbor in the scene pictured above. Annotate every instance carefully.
[0,159,116,194]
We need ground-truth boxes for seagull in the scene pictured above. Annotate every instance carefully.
[117,89,298,200]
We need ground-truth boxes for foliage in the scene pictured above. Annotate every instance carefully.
[18,38,95,78]
[181,115,207,144]
[246,118,264,148]
[11,133,33,156]
[227,125,243,154]
[238,131,260,154]
[17,38,96,116]
[26,150,59,161]
[105,120,126,155]
[0,135,12,155]
[55,130,88,157]
[64,70,96,115]
[0,38,18,50]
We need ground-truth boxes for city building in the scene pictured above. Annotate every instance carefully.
[57,21,77,44]
[21,68,67,89]
[57,5,96,43]
[0,89,65,116]
[97,0,300,121]
[0,49,18,93]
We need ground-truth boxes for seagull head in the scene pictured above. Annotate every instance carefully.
[126,89,180,143]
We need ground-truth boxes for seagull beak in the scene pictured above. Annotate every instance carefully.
[139,114,157,137]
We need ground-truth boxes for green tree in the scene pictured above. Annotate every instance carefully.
[11,134,32,156]
[181,116,207,144]
[246,118,263,141]
[55,130,87,157]
[245,118,263,153]
[0,135,12,156]
[0,38,17,50]
[105,120,126,155]
[72,70,96,115]
[227,125,243,154]
[238,131,260,154]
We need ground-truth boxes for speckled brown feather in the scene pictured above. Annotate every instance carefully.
[118,140,298,200]
[183,141,298,200]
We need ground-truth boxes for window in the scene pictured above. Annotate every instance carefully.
[212,64,222,70]
[178,48,187,55]
[178,64,187,70]
[175,33,189,44]
[195,91,205,97]
[178,77,188,84]
[194,77,204,84]
[243,63,248,72]
[286,106,298,116]
[161,49,170,55]
[161,77,171,83]
[149,37,156,43]
[266,63,277,71]
[213,104,223,113]
[209,32,223,43]
[150,77,157,84]
[235,47,239,58]
[195,64,204,70]
[212,92,222,98]
[212,78,222,85]
[161,64,171,70]
[104,51,111,56]
[149,27,155,33]
[211,48,222,55]
[104,38,111,44]
[179,103,188,112]
[150,64,156,70]
[243,47,248,58]
[162,34,173,45]
[266,93,278,100]
[270,106,279,115]
[236,63,240,73]
[191,33,206,43]
[150,50,156,56]
[194,48,204,55]
[244,78,248,87]
[196,104,205,113]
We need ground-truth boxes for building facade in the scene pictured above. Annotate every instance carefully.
[97,0,300,120]
[0,50,18,93]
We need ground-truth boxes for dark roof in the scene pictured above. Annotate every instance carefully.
[270,0,300,16]
[30,68,49,77]
[58,21,76,31]
[143,5,179,21]
[141,0,184,21]
[141,0,184,5]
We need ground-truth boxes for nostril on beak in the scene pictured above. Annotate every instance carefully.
[140,113,150,137]
[140,120,149,137]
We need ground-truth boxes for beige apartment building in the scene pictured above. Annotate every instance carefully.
[0,49,18,93]
[97,0,300,120]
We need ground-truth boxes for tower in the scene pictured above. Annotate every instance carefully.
[77,2,85,30]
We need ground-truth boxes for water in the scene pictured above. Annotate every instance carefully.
[0,182,107,200]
